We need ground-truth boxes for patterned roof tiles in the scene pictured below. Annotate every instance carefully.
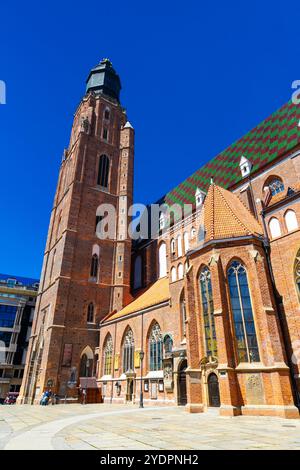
[163,101,300,208]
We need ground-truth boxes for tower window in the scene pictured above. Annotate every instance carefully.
[90,254,99,279]
[97,154,110,188]
[87,303,94,323]
[104,109,110,120]
[102,128,108,140]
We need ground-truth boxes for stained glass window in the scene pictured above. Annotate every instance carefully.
[123,328,134,372]
[228,261,259,363]
[149,323,163,371]
[103,335,113,375]
[200,267,217,358]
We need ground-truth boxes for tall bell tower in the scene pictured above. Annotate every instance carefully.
[19,59,134,403]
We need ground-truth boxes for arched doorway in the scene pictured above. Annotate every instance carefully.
[208,373,220,407]
[178,360,187,406]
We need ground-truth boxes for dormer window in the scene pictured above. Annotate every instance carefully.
[239,156,252,178]
[195,188,206,208]
[268,178,284,196]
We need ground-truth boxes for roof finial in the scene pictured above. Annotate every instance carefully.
[210,177,214,185]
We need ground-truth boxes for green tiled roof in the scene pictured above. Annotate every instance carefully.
[163,101,300,208]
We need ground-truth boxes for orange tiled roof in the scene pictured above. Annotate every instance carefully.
[204,183,263,241]
[103,277,170,322]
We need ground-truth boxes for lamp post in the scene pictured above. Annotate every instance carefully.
[139,350,145,408]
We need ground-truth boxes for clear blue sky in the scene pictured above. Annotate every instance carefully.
[0,1,299,279]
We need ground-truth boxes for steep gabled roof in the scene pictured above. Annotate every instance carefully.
[163,101,300,208]
[204,183,263,241]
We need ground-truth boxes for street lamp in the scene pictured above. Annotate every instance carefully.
[139,350,145,408]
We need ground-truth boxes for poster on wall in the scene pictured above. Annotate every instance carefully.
[150,381,157,399]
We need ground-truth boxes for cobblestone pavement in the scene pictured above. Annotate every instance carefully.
[1,404,300,450]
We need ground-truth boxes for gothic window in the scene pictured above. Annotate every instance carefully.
[184,232,189,253]
[285,210,298,232]
[180,291,187,338]
[104,109,110,120]
[269,217,281,239]
[134,256,142,289]
[97,154,110,188]
[171,266,177,282]
[90,254,99,279]
[177,235,183,257]
[268,178,284,196]
[164,335,173,354]
[149,323,163,371]
[294,251,300,299]
[170,238,176,256]
[102,127,108,140]
[103,335,113,375]
[159,212,165,230]
[122,328,135,372]
[178,263,184,280]
[158,242,167,278]
[87,303,94,323]
[199,267,217,358]
[228,261,260,363]
[80,353,93,377]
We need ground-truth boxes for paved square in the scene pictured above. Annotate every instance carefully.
[0,404,300,450]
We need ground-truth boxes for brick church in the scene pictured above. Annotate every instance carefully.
[19,59,300,418]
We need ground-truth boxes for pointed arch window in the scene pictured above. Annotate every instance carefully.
[122,328,135,372]
[294,251,300,300]
[97,154,110,188]
[164,335,173,354]
[180,291,187,338]
[134,256,142,289]
[178,263,184,280]
[103,335,113,375]
[158,242,167,278]
[228,261,259,363]
[177,235,183,257]
[87,303,94,323]
[199,267,217,358]
[149,323,163,371]
[184,232,189,253]
[269,217,281,239]
[90,254,99,279]
[171,266,177,282]
[285,210,298,232]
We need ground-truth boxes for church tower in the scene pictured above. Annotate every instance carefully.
[19,59,134,402]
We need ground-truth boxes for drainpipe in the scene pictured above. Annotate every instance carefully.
[261,208,300,410]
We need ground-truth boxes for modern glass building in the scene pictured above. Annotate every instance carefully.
[0,274,39,402]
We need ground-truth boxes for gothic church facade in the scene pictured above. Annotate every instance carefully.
[19,60,300,418]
